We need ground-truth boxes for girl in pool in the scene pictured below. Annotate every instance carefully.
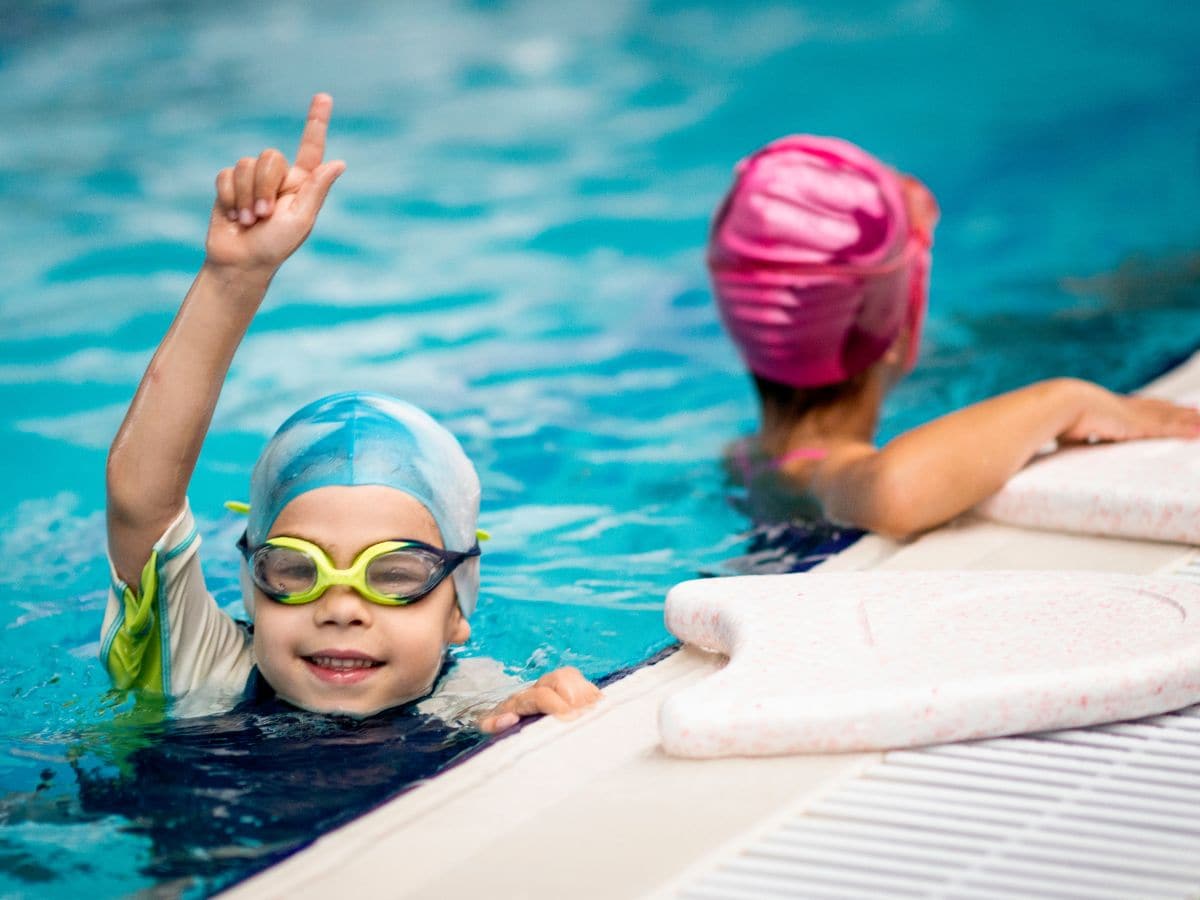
[103,94,598,731]
[708,136,1200,540]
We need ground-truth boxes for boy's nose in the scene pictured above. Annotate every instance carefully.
[313,584,373,626]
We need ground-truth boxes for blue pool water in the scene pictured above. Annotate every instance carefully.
[1,1,1199,895]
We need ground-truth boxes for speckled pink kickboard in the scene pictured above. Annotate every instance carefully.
[976,408,1200,544]
[659,570,1200,758]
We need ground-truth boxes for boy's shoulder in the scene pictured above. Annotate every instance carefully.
[416,656,523,724]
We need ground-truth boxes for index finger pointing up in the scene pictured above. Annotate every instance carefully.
[294,93,333,173]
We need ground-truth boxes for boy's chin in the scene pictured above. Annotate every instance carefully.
[280,682,432,718]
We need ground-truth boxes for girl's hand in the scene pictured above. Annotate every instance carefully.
[205,93,345,275]
[478,667,602,734]
[1060,380,1200,444]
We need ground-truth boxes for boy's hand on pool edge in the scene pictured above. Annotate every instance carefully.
[478,667,602,734]
[205,93,345,276]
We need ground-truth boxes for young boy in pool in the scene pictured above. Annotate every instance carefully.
[103,94,598,731]
[708,136,1200,540]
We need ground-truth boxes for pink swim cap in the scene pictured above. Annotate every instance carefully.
[708,135,937,389]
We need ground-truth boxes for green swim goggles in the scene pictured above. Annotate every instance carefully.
[237,534,481,606]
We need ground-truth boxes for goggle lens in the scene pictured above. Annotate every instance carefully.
[254,546,319,596]
[365,548,443,599]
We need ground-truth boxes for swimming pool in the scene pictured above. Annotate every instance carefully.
[1,0,1198,896]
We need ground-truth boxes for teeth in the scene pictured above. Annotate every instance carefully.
[309,656,378,669]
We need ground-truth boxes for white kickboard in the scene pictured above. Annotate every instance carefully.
[659,570,1200,758]
[976,399,1200,544]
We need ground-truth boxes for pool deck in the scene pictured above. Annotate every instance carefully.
[225,352,1200,900]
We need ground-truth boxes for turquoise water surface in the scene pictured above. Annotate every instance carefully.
[1,1,1199,896]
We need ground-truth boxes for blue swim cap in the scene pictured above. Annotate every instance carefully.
[245,391,482,617]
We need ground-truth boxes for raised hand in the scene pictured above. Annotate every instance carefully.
[205,93,345,274]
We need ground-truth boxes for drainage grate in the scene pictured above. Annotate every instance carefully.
[1168,551,1200,586]
[680,555,1200,900]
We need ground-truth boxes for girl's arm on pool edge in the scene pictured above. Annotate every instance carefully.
[106,93,344,585]
[810,377,1200,542]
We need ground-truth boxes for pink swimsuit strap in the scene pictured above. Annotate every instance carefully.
[772,446,829,467]
[731,441,829,481]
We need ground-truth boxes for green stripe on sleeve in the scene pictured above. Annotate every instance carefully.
[103,550,167,693]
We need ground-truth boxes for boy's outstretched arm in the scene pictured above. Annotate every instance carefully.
[813,378,1200,541]
[477,667,602,734]
[106,94,345,585]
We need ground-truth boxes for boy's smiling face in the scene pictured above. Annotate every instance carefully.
[251,484,471,716]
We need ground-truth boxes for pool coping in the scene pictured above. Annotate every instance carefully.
[223,349,1200,900]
